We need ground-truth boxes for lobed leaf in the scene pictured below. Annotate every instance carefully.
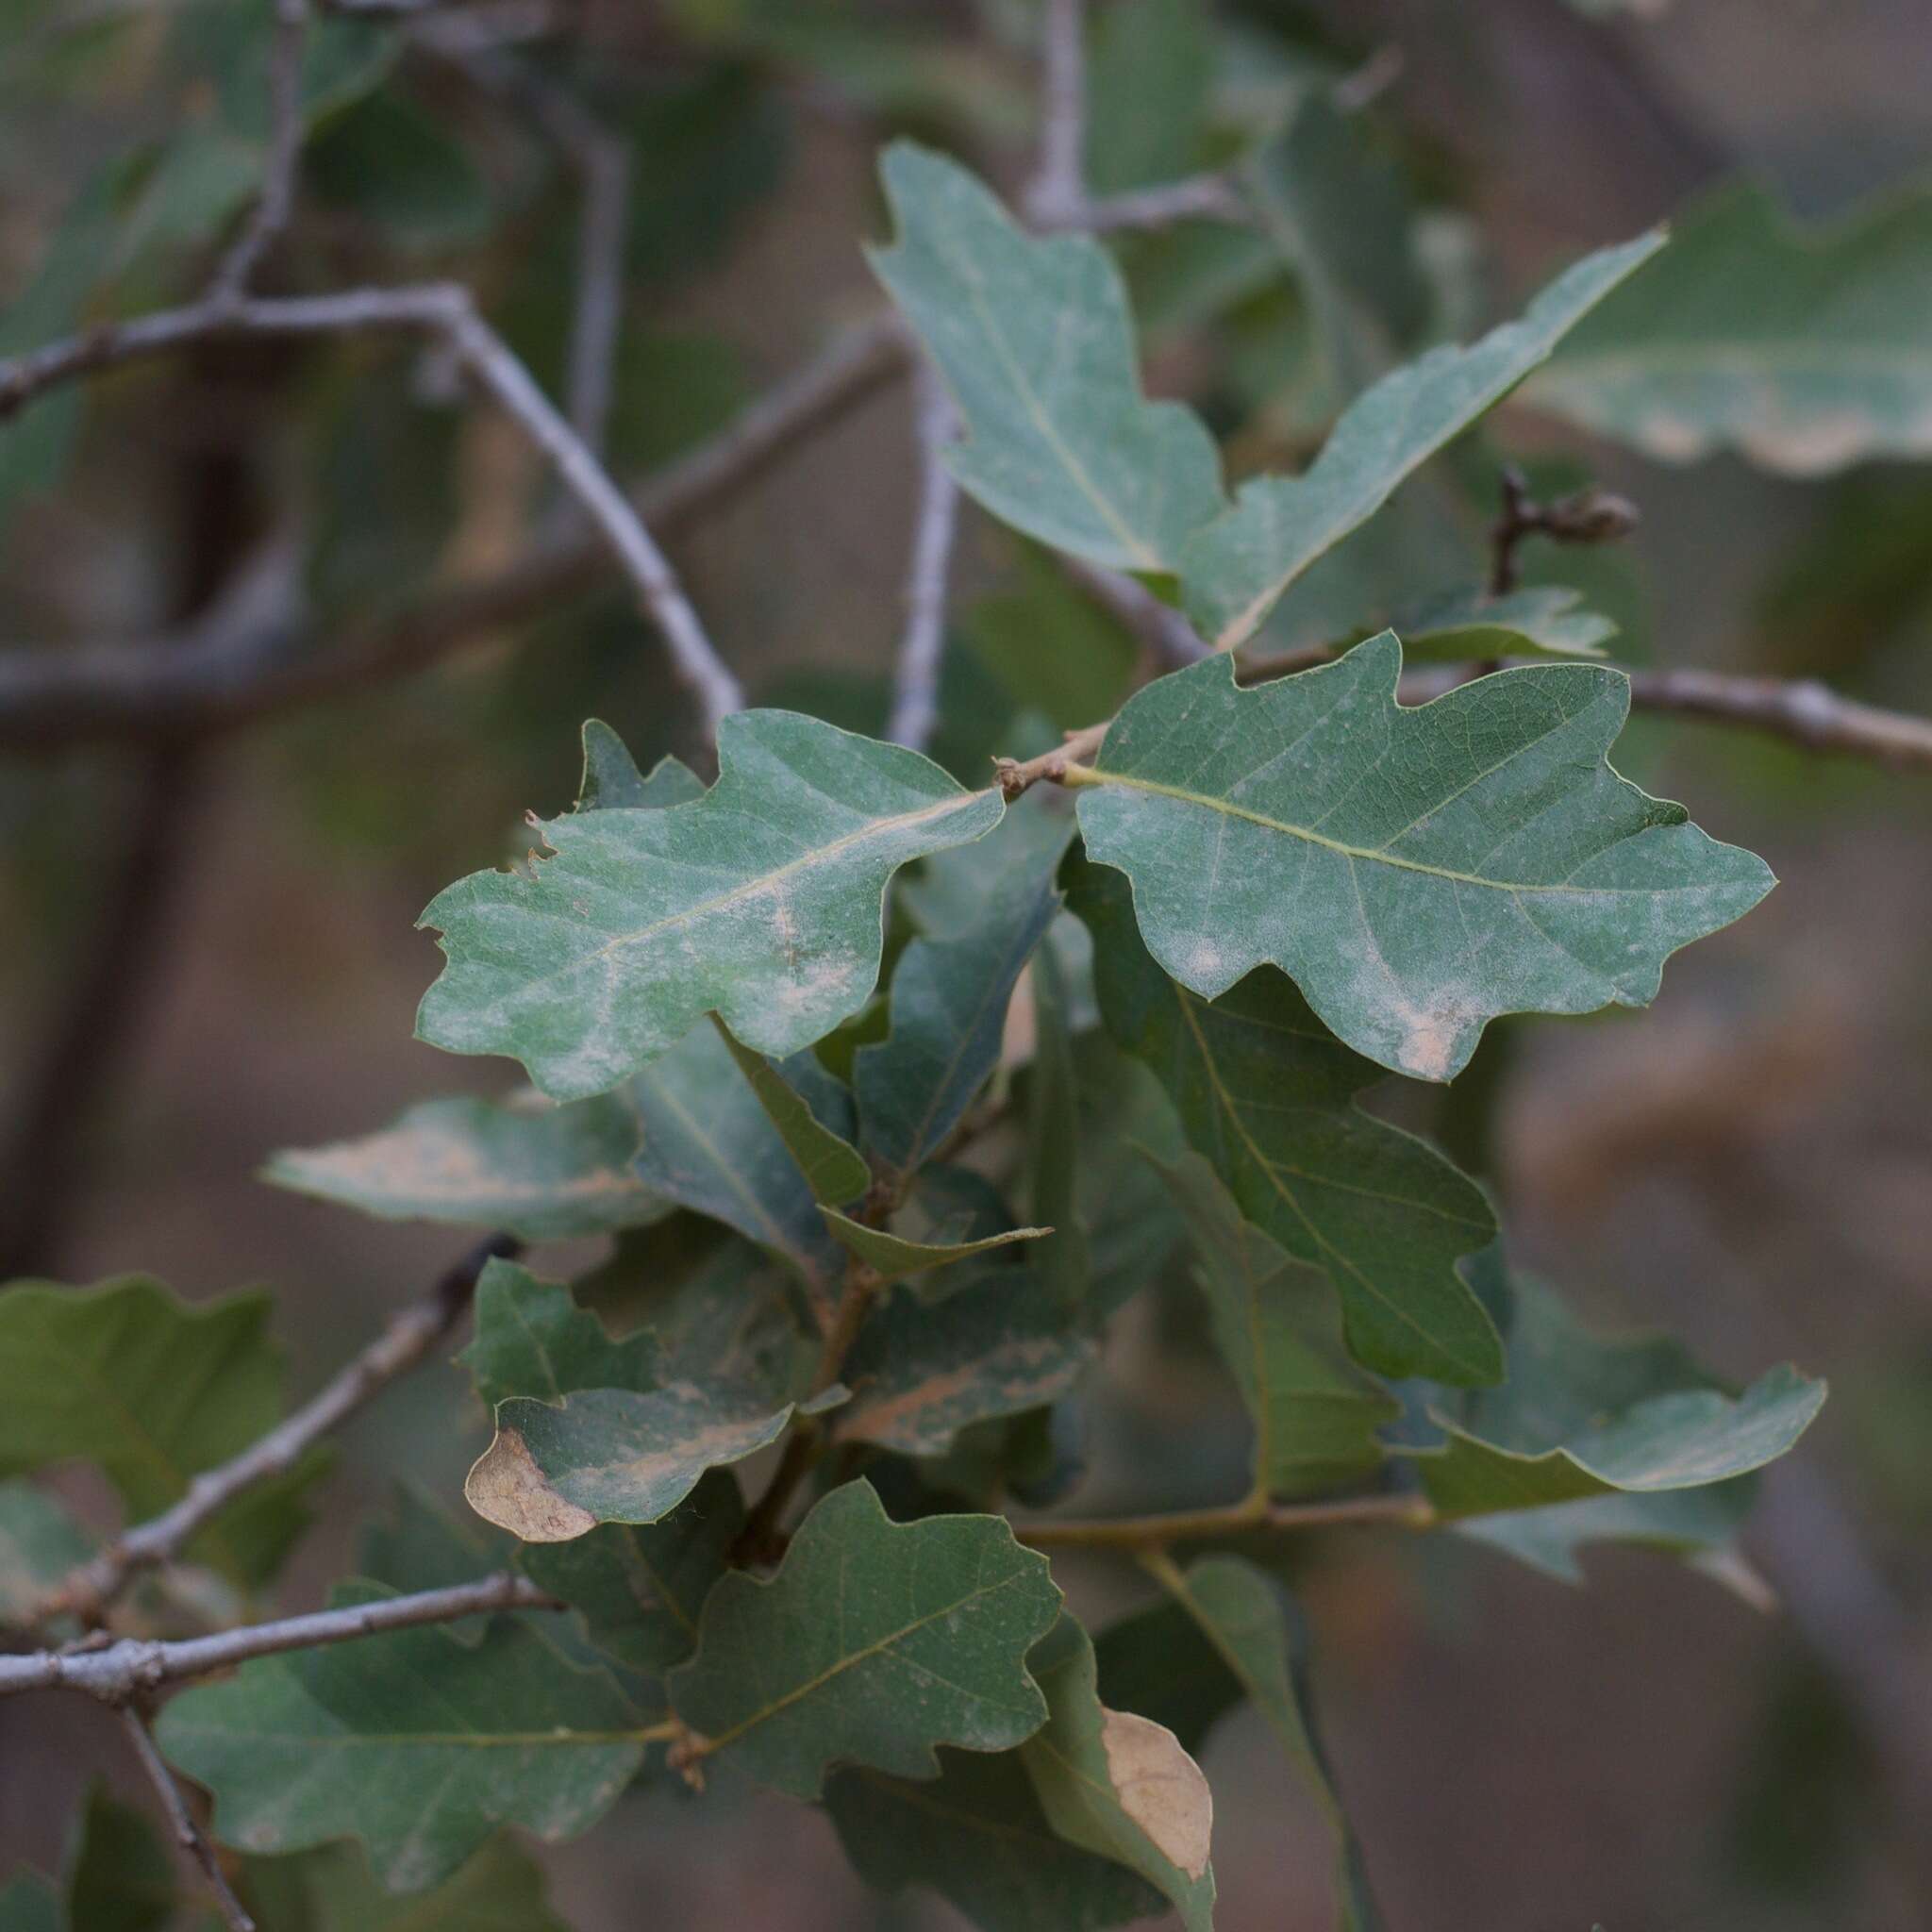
[417,708,1003,1101]
[1068,853,1501,1385]
[1181,233,1662,650]
[1520,179,1932,475]
[1376,584,1616,663]
[870,142,1226,573]
[458,1261,659,1412]
[1074,636,1774,1086]
[575,719,705,812]
[667,1480,1061,1797]
[157,1586,650,1892]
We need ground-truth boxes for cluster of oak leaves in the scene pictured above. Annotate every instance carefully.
[1,147,1827,1931]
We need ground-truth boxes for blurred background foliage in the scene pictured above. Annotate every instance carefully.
[2,1,1929,1927]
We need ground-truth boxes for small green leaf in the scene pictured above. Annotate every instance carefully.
[264,1094,661,1241]
[870,142,1225,573]
[575,720,704,813]
[1521,179,1932,474]
[714,1017,870,1208]
[820,1209,1052,1288]
[856,798,1073,1186]
[1020,1618,1216,1931]
[0,1277,310,1587]
[836,1270,1094,1456]
[825,1751,1167,1932]
[1378,584,1616,662]
[466,1385,802,1544]
[458,1261,659,1412]
[518,1469,743,1677]
[232,1835,570,1932]
[0,1480,92,1626]
[1075,637,1774,1085]
[1182,233,1663,649]
[668,1480,1061,1797]
[157,1586,650,1892]
[1155,1153,1397,1494]
[418,709,1004,1101]
[1068,853,1501,1385]
[1027,927,1092,1311]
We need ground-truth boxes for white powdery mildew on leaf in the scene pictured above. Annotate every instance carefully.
[1076,635,1775,1084]
[415,710,1004,1102]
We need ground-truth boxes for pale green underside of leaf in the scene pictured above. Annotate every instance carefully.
[575,719,704,812]
[1028,927,1093,1312]
[458,1261,659,1413]
[714,1017,870,1208]
[156,1586,649,1893]
[417,708,1004,1102]
[264,1093,661,1241]
[1521,178,1932,474]
[1020,1619,1216,1932]
[1155,1154,1398,1493]
[1378,584,1616,662]
[1068,852,1501,1386]
[821,1208,1053,1287]
[668,1480,1061,1798]
[1181,232,1663,649]
[836,1266,1095,1456]
[871,142,1226,573]
[1076,636,1774,1086]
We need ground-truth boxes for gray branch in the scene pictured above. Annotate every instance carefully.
[119,1707,258,1932]
[0,1574,558,1702]
[886,363,962,750]
[1059,554,1212,669]
[1025,0,1088,228]
[209,0,309,305]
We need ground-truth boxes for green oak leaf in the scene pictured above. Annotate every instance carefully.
[668,1480,1061,1797]
[819,1209,1052,1288]
[825,1750,1166,1932]
[458,1261,659,1412]
[1181,233,1662,649]
[156,1585,650,1893]
[713,1018,870,1208]
[575,718,704,812]
[0,1876,58,1932]
[1028,925,1092,1311]
[232,1835,570,1932]
[870,142,1225,573]
[0,1480,92,1627]
[1074,637,1775,1086]
[264,1093,661,1241]
[0,1277,314,1588]
[1410,1265,1825,1527]
[1115,1557,1381,1931]
[465,1384,808,1545]
[417,708,1004,1101]
[1521,179,1932,475]
[518,1469,743,1676]
[627,1019,849,1321]
[1374,584,1616,662]
[357,1484,511,1646]
[856,797,1073,1186]
[1020,1617,1216,1932]
[1155,1154,1398,1494]
[64,1784,175,1932]
[1067,852,1501,1385]
[835,1268,1095,1456]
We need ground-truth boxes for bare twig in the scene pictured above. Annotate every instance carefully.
[1059,554,1211,668]
[0,282,741,732]
[37,1234,520,1626]
[1025,0,1088,228]
[209,0,309,306]
[0,1574,559,1701]
[886,364,962,750]
[1622,666,1932,771]
[1016,1490,1433,1551]
[993,720,1110,799]
[1488,463,1641,596]
[119,1706,257,1932]
[0,315,908,750]
[1038,173,1249,235]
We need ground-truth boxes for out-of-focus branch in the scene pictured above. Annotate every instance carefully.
[32,1234,520,1628]
[0,1574,564,1701]
[1621,667,1932,771]
[209,0,309,304]
[1037,172,1249,235]
[1025,0,1088,228]
[0,314,908,750]
[886,363,961,750]
[1059,554,1211,668]
[0,281,741,731]
[119,1707,257,1932]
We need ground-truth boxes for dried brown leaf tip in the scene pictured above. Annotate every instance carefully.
[1099,1708,1213,1880]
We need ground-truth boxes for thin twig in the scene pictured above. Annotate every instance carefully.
[994,720,1110,800]
[0,314,908,750]
[208,0,309,306]
[1025,0,1088,228]
[1037,173,1249,235]
[1016,1490,1433,1551]
[119,1706,258,1932]
[0,1574,561,1701]
[886,364,962,750]
[1059,554,1211,668]
[0,282,741,731]
[36,1235,519,1626]
[1622,666,1932,770]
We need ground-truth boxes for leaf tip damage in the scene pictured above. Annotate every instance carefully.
[1099,1708,1214,1881]
[464,1424,597,1543]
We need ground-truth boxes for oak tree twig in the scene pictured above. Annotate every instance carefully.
[886,363,962,750]
[119,1705,258,1932]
